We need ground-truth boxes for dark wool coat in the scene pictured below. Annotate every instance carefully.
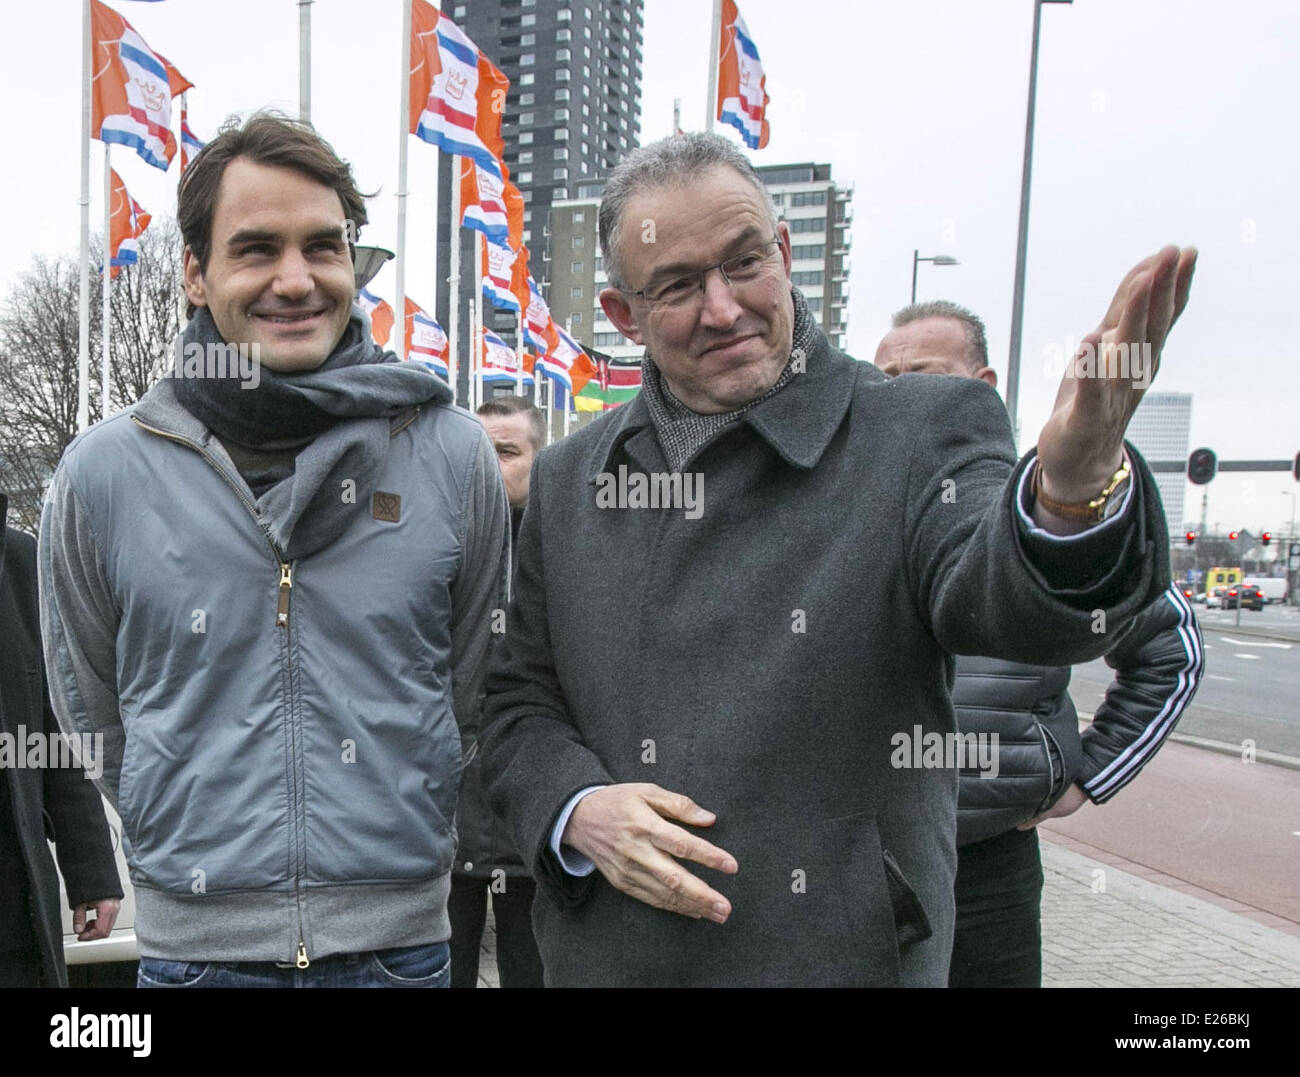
[1,497,122,986]
[481,331,1169,987]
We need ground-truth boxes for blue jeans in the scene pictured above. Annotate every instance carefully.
[137,942,451,988]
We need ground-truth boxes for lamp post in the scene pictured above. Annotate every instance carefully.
[1284,492,1298,605]
[911,250,959,304]
[1005,0,1073,447]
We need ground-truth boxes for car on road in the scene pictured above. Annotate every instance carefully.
[1231,584,1265,611]
[1206,587,1228,609]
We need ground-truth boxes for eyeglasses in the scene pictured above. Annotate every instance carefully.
[619,238,782,309]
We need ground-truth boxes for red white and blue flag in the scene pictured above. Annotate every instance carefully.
[523,277,556,355]
[358,288,395,348]
[481,236,522,313]
[410,1,509,180]
[91,0,193,170]
[716,0,770,150]
[459,159,510,247]
[537,325,596,396]
[404,297,449,377]
[105,168,150,279]
[481,330,532,385]
[180,105,204,171]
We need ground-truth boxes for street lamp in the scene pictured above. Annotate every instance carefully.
[1283,492,1298,605]
[1005,0,1074,447]
[911,250,960,304]
[353,246,395,293]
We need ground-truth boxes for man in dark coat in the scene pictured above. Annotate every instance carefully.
[447,397,547,989]
[480,132,1197,986]
[876,301,1204,988]
[1,493,122,987]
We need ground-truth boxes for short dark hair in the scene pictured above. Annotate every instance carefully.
[890,300,989,373]
[477,395,545,450]
[178,111,369,312]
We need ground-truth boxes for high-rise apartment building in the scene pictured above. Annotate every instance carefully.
[757,163,852,351]
[1126,392,1193,529]
[434,0,645,401]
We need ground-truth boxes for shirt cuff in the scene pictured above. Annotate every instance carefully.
[549,785,606,876]
[1015,455,1134,541]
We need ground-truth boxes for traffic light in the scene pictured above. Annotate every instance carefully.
[1188,448,1217,485]
[1185,530,1196,546]
[1229,530,1240,540]
[1262,531,1271,546]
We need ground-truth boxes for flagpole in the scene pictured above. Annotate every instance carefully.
[673,97,681,135]
[705,0,722,132]
[562,383,571,438]
[101,147,112,420]
[515,310,524,395]
[448,157,462,403]
[78,0,92,432]
[395,0,410,360]
[473,232,483,410]
[298,0,312,122]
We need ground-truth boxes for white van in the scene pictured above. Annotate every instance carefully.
[1246,578,1288,604]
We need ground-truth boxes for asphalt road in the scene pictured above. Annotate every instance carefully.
[1069,603,1300,759]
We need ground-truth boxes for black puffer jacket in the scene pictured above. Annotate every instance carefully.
[454,503,529,878]
[954,583,1203,846]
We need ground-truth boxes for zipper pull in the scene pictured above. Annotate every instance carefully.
[277,562,292,627]
[295,940,310,969]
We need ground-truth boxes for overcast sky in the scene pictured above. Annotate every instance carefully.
[6,0,1298,533]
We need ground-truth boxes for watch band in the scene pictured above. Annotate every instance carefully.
[1032,453,1132,524]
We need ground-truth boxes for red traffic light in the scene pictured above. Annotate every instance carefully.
[1262,531,1272,546]
[1229,530,1240,540]
[1185,530,1197,546]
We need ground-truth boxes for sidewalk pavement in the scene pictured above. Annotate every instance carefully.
[471,837,1300,988]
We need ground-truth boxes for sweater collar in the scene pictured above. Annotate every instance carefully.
[588,321,857,481]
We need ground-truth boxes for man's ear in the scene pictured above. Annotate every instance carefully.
[775,219,793,281]
[599,287,643,345]
[182,246,207,309]
[976,366,998,389]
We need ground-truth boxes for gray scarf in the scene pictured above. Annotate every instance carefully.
[171,306,452,559]
[641,287,819,471]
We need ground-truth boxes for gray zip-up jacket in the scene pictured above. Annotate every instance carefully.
[37,376,508,965]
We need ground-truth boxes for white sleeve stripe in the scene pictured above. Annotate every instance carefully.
[1085,584,1203,800]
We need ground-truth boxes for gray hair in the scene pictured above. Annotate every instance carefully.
[598,132,780,289]
[891,300,989,372]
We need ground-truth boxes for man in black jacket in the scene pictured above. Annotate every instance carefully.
[447,397,546,989]
[876,301,1205,988]
[1,493,122,986]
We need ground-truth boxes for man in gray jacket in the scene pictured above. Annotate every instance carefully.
[480,132,1196,986]
[39,113,508,987]
[876,301,1204,987]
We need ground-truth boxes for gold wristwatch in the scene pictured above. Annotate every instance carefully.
[1031,453,1132,524]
